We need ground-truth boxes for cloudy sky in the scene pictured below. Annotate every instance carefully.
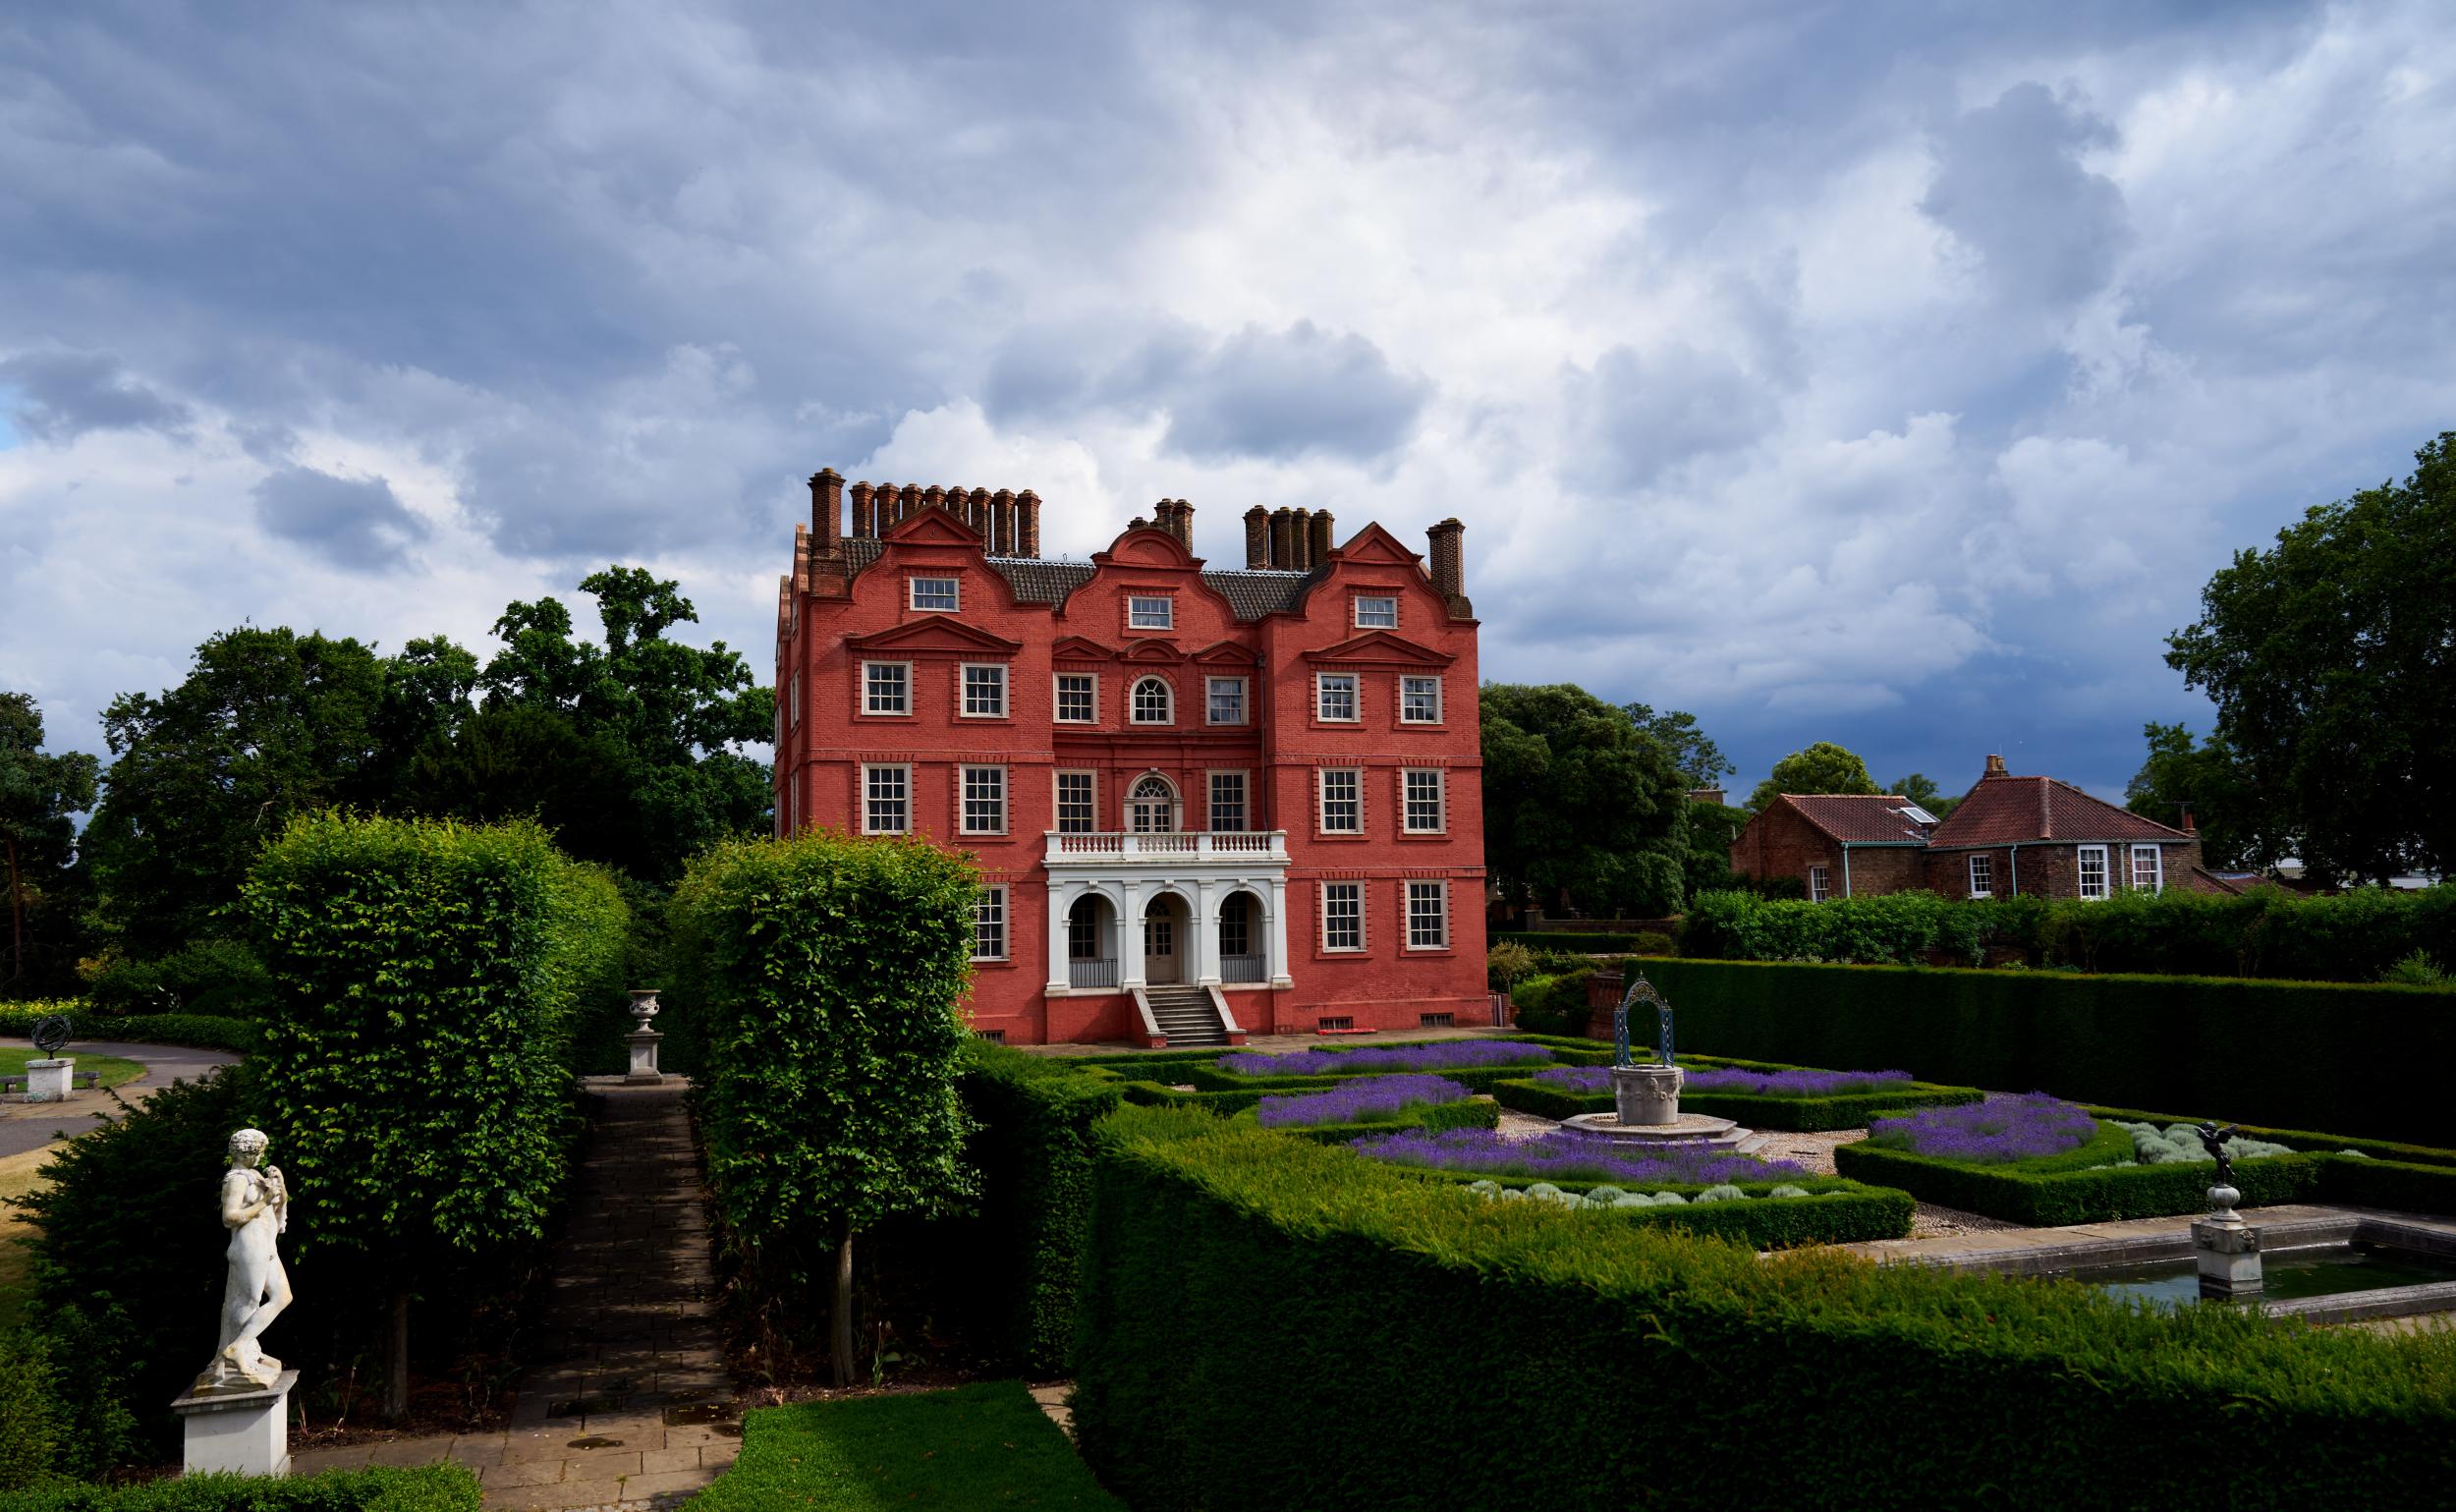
[4,1,2451,802]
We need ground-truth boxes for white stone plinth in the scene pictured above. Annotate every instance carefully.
[23,1057,74,1102]
[2193,1214,2262,1298]
[625,1028,665,1084]
[174,1369,296,1478]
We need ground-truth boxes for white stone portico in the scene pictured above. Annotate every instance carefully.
[1042,830,1293,996]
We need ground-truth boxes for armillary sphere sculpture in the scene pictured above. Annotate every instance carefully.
[30,1014,72,1057]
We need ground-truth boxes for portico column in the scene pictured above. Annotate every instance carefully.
[1193,879,1221,987]
[1267,877,1293,988]
[1045,882,1071,996]
[1121,881,1147,989]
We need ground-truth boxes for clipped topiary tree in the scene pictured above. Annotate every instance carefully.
[242,812,626,1418]
[669,831,978,1386]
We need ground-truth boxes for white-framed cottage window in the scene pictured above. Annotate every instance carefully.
[788,670,802,727]
[1131,676,1173,725]
[1968,854,1993,899]
[1406,881,1448,949]
[1809,865,1830,903]
[1315,673,1358,722]
[910,577,960,612]
[2130,844,2164,894]
[960,765,1006,834]
[1206,677,1247,725]
[1055,673,1097,724]
[1322,881,1364,951]
[1402,769,1445,833]
[1319,768,1362,833]
[863,661,910,715]
[1355,595,1398,629]
[1128,595,1174,630]
[972,886,1007,961]
[960,663,1007,717]
[1401,675,1442,724]
[1055,771,1095,834]
[1209,770,1248,832]
[2078,845,2110,901]
[863,764,911,835]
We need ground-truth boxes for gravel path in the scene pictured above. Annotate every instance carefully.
[0,1037,243,1160]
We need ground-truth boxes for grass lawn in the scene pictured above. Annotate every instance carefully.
[0,1146,52,1331]
[688,1381,1123,1511]
[0,1045,147,1091]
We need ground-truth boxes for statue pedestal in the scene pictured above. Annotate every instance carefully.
[23,1057,74,1102]
[625,1027,665,1084]
[173,1369,296,1478]
[2194,1186,2261,1299]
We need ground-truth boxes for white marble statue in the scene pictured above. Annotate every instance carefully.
[194,1128,293,1393]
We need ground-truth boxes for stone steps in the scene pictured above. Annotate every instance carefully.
[1144,985,1228,1046]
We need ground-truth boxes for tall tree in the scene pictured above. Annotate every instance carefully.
[2124,722,2262,871]
[2164,431,2456,885]
[1888,773,1961,819]
[0,693,98,992]
[1746,741,1879,812]
[1623,703,1735,788]
[1481,684,1689,917]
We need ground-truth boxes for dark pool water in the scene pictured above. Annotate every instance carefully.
[2071,1244,2456,1309]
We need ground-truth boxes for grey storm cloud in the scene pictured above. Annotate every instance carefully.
[1921,84,2132,311]
[1562,343,1781,491]
[0,350,191,442]
[251,466,429,571]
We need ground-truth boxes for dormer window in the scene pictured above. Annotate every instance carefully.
[910,577,959,612]
[1128,595,1174,631]
[1355,595,1398,629]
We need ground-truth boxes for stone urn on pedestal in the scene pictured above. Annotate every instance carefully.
[625,989,666,1083]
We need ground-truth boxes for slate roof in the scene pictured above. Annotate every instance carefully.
[839,538,1319,620]
[1926,774,2189,849]
[1779,794,1935,844]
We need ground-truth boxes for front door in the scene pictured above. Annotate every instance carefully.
[1144,901,1180,984]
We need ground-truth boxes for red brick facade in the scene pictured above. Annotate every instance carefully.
[775,472,1487,1044]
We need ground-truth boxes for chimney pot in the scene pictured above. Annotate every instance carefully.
[1018,489,1040,557]
[990,489,1015,554]
[898,483,921,523]
[1243,505,1271,569]
[968,487,990,537]
[1984,754,2008,777]
[1270,507,1295,569]
[850,481,874,538]
[1426,517,1465,601]
[809,470,844,555]
[2181,803,2197,834]
[1308,508,1333,564]
[1290,507,1313,570]
[1172,498,1195,547]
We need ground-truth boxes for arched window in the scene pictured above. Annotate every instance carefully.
[1129,773,1176,833]
[1131,676,1173,725]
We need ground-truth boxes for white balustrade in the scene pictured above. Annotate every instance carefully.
[1044,830,1289,864]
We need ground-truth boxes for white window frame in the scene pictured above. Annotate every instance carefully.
[1208,769,1248,833]
[1130,676,1173,725]
[1126,773,1177,833]
[1809,865,1830,903]
[1205,676,1248,725]
[788,669,802,727]
[863,763,912,835]
[1321,881,1364,952]
[862,660,911,716]
[1128,594,1174,631]
[1406,880,1449,950]
[2078,845,2111,901]
[960,661,1008,718]
[1967,854,1993,899]
[1315,672,1359,723]
[1318,767,1363,834]
[1400,675,1443,725]
[1401,768,1445,834]
[972,885,1007,962]
[2130,844,2164,894]
[1054,672,1098,724]
[960,764,1007,835]
[909,576,960,612]
[1355,594,1399,629]
[1055,770,1096,834]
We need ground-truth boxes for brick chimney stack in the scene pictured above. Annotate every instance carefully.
[1984,754,2008,778]
[1018,490,1040,557]
[849,481,874,538]
[809,470,843,554]
[1290,507,1313,570]
[1270,507,1295,567]
[922,484,945,516]
[1308,509,1333,564]
[1173,498,1196,547]
[1244,506,1271,568]
[1149,499,1175,539]
[2181,803,2197,834]
[1426,518,1464,599]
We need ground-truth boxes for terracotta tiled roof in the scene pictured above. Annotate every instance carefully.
[1926,774,2188,849]
[840,538,1319,620]
[1780,794,1935,844]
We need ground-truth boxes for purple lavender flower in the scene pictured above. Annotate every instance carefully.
[1220,1039,1556,1078]
[1350,1126,1807,1186]
[1531,1065,1914,1097]
[1866,1093,2095,1164]
[1257,1074,1471,1129]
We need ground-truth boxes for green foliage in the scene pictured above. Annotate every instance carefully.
[1621,703,1733,786]
[1679,801,1750,898]
[1630,930,1675,957]
[0,1011,257,1054]
[2165,431,2456,885]
[1479,684,1689,917]
[0,1328,68,1490]
[243,813,625,1261]
[81,938,274,1020]
[1506,970,1592,1037]
[0,1466,479,1512]
[1833,1140,2331,1226]
[671,831,978,1250]
[1073,1107,2456,1510]
[1483,938,1535,992]
[1488,930,1657,954]
[1640,957,2456,1145]
[2381,950,2453,988]
[1887,773,1960,819]
[2126,721,2261,870]
[1489,1073,1984,1133]
[0,693,98,998]
[1745,741,1878,812]
[1440,1171,1913,1246]
[687,1382,1125,1512]
[1240,1096,1502,1145]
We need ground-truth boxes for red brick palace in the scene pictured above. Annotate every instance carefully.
[773,471,1487,1046]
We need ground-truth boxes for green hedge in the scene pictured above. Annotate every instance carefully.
[1682,885,2456,981]
[1487,1074,1982,1132]
[1638,957,2456,1146]
[952,1045,1121,1373]
[1831,1141,2332,1226]
[0,1466,478,1512]
[2076,1104,2456,1169]
[1388,1167,1915,1246]
[1490,930,1657,954]
[0,1006,256,1054]
[1072,1106,2456,1509]
[1235,1096,1500,1146]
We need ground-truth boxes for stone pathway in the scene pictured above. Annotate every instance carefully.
[294,1081,737,1510]
[0,1037,244,1160]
